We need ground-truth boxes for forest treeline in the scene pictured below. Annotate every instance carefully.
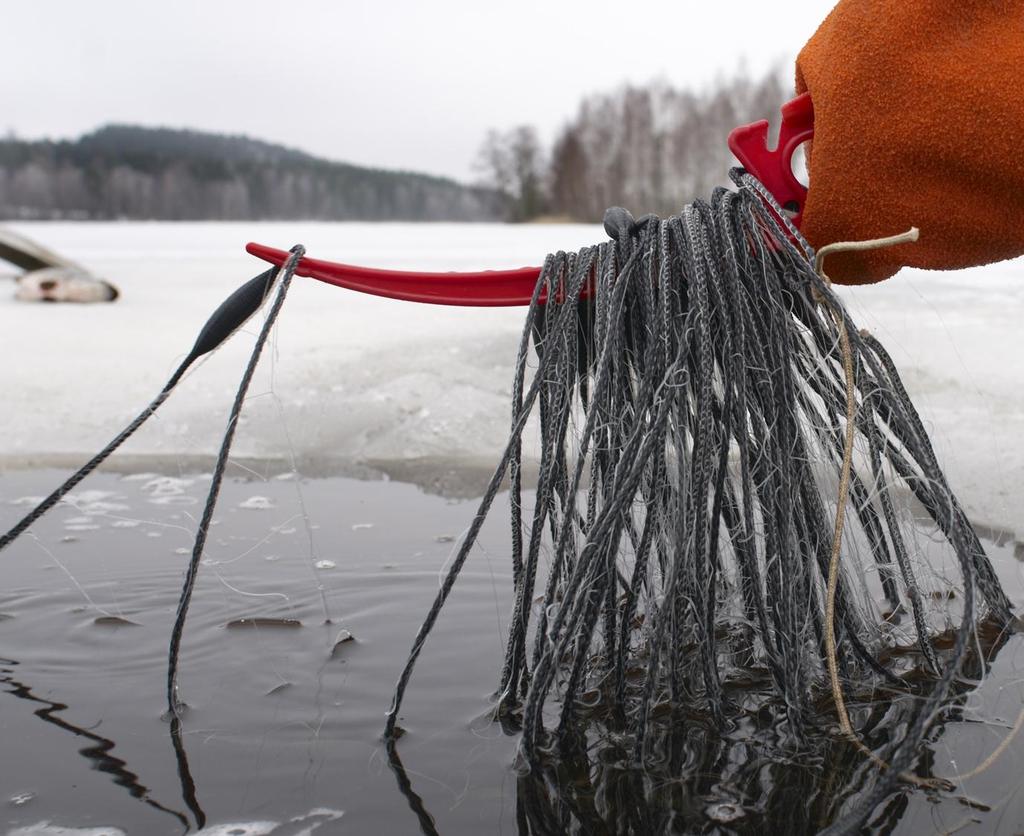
[475,69,788,222]
[0,69,785,223]
[0,126,506,221]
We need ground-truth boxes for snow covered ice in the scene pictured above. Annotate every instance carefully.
[1,220,1021,532]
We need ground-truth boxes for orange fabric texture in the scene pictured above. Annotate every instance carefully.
[795,0,1024,284]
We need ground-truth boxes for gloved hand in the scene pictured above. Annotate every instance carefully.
[796,0,1024,284]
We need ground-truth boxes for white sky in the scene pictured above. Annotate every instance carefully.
[2,0,837,181]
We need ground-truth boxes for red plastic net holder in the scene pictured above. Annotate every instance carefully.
[244,242,546,307]
[727,92,814,229]
[246,93,813,307]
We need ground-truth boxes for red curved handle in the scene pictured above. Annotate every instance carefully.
[246,242,548,306]
[728,92,814,228]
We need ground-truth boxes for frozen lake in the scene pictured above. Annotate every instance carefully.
[1,220,1022,529]
[2,221,1024,835]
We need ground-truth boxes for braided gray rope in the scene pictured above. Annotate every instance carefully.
[166,246,304,717]
[386,171,1013,834]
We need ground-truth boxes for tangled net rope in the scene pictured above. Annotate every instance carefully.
[384,171,1013,834]
[0,172,1014,834]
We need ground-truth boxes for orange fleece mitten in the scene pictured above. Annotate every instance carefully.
[795,0,1024,284]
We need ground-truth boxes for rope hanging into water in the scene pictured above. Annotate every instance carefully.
[383,171,1013,835]
[165,246,304,717]
[0,246,305,718]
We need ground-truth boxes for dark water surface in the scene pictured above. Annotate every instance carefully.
[1,470,1023,835]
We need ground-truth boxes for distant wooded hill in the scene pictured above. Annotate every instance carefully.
[0,125,506,221]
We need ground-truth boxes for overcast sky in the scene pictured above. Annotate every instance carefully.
[3,1,837,182]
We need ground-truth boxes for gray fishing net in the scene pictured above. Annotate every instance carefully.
[1,172,1014,834]
[384,171,1013,834]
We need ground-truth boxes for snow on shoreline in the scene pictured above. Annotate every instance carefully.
[0,221,598,495]
[1,221,1022,532]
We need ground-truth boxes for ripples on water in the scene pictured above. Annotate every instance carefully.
[1,470,1023,834]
